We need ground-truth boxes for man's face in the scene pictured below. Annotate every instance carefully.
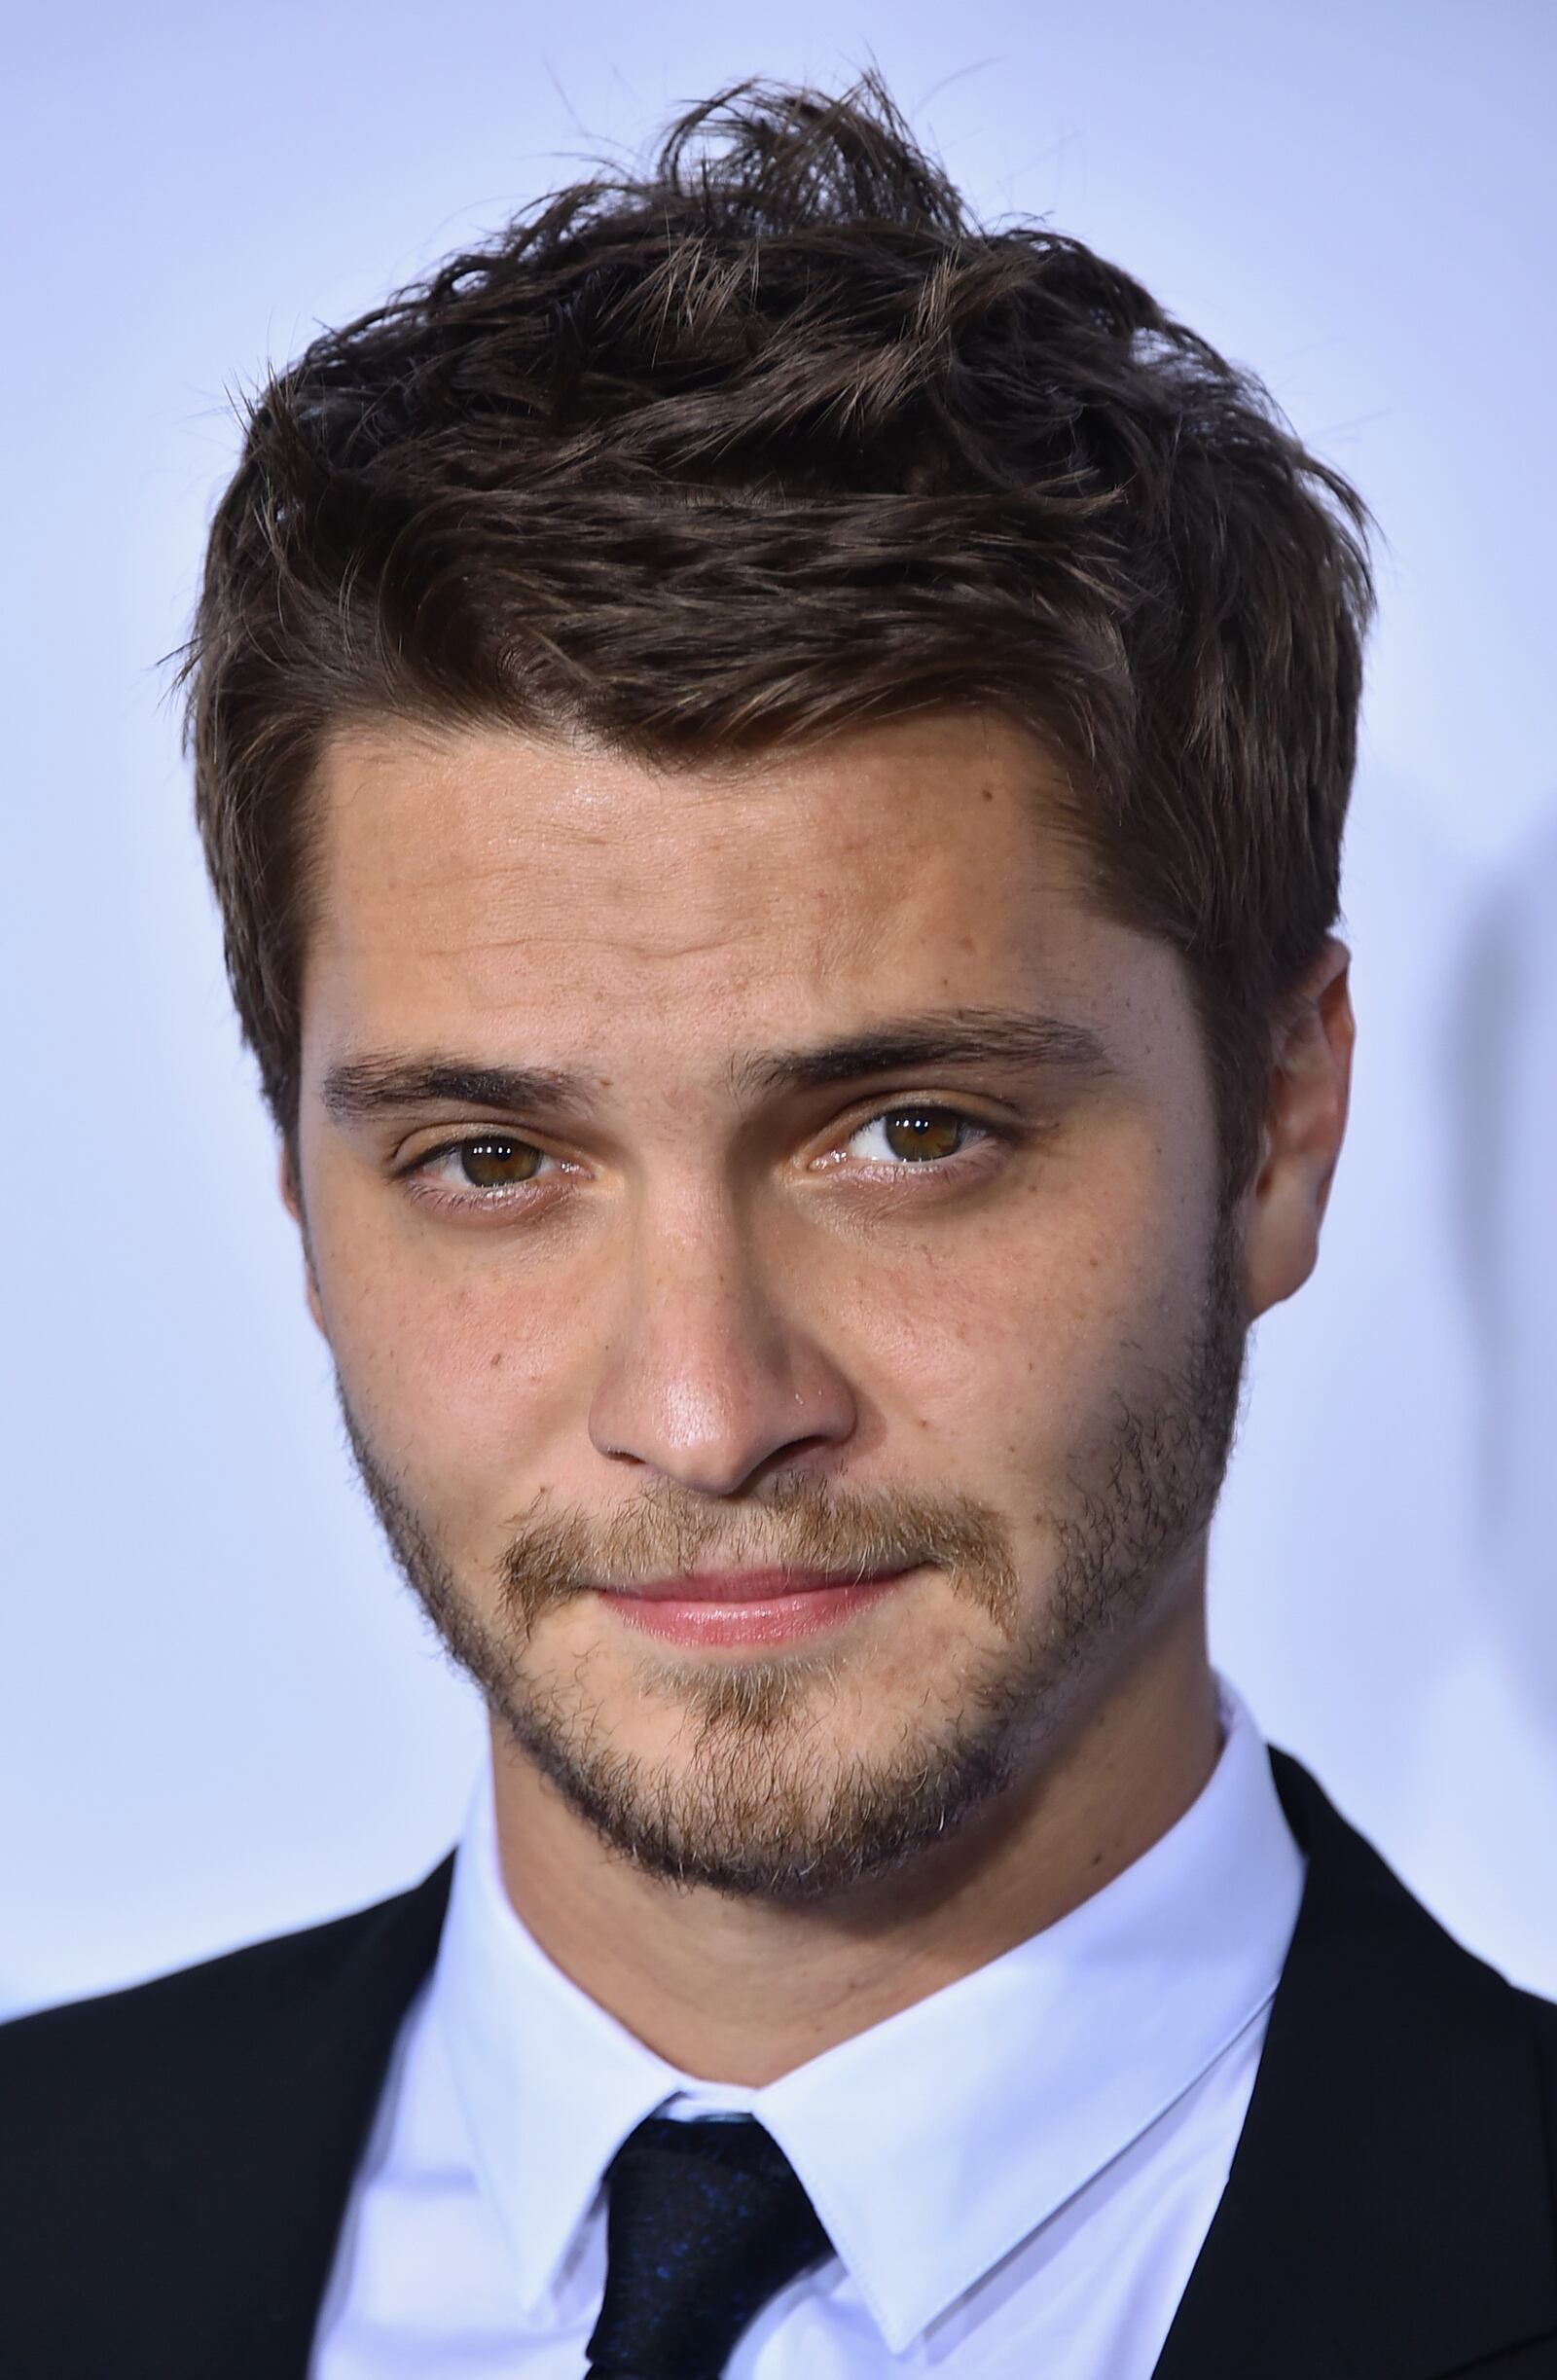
[293,711,1247,1899]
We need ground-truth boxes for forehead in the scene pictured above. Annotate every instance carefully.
[301,710,1118,1063]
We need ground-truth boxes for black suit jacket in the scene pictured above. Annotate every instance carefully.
[3,1751,1555,2379]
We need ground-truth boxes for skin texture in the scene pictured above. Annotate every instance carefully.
[287,708,1353,2083]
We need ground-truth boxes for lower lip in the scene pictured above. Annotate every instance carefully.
[603,1572,914,1646]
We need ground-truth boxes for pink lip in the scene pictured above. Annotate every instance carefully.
[601,1567,918,1646]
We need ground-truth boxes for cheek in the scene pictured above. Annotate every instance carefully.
[848,1163,1200,1462]
[308,1194,585,1508]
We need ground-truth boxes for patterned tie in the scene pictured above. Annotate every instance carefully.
[584,2113,833,2378]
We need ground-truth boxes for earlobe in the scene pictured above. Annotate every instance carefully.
[277,1140,329,1341]
[1244,938,1356,1320]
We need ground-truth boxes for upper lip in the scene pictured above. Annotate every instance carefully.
[603,1565,915,1605]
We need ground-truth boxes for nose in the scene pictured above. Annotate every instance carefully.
[587,1187,857,1497]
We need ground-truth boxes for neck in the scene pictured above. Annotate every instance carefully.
[488,1596,1219,2087]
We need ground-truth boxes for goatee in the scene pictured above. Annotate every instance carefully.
[339,1211,1247,1902]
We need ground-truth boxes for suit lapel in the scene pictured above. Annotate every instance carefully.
[139,1853,453,2379]
[1152,1752,1557,2380]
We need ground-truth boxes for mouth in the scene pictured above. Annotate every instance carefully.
[598,1564,923,1647]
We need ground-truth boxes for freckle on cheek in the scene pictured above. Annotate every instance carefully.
[489,1351,505,1371]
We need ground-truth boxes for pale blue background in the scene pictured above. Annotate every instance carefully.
[3,0,1553,2013]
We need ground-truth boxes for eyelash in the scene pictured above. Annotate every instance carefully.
[399,1104,1014,1217]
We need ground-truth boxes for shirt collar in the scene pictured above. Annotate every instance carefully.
[433,1676,1304,2352]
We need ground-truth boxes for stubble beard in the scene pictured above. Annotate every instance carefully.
[338,1212,1249,1904]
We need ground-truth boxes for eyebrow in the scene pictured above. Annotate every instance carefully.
[729,1010,1113,1101]
[320,1008,1114,1126]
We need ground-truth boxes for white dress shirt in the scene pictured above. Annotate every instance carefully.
[311,1677,1303,2376]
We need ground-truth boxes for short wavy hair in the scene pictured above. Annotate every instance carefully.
[183,73,1374,1197]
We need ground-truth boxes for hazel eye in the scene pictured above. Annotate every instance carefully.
[849,1107,983,1166]
[445,1135,548,1189]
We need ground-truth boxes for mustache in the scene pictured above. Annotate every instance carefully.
[497,1478,1018,1633]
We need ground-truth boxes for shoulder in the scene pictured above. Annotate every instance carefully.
[1268,1744,1557,2073]
[0,1857,453,2380]
[0,1856,453,2116]
[1157,1752,1557,2377]
[1518,1981,1557,2094]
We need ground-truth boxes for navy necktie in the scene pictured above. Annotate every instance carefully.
[584,2114,833,2378]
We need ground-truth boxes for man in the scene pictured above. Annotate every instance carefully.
[3,73,1553,2380]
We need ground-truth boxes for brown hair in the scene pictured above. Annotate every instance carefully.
[183,74,1373,1196]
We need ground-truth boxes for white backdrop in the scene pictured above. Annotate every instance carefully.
[3,0,1553,2015]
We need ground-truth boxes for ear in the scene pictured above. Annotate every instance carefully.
[1244,936,1355,1320]
[278,1138,328,1341]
